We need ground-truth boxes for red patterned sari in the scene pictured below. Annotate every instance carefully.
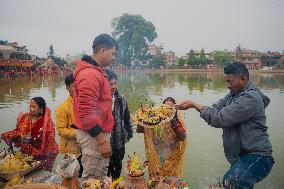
[1,107,59,171]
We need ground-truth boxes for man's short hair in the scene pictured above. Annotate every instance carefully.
[224,63,249,79]
[105,70,118,81]
[65,74,74,86]
[92,34,118,54]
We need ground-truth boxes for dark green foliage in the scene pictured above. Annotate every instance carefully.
[46,44,66,67]
[111,13,157,66]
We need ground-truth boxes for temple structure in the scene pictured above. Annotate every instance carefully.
[0,40,40,77]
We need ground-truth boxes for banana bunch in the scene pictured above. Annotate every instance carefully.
[143,116,161,125]
[110,177,125,189]
[137,107,161,125]
[0,152,34,173]
[83,179,102,189]
[6,175,23,186]
[127,153,145,173]
[129,154,139,171]
[135,104,174,126]
[137,107,150,120]
[159,104,173,117]
[14,151,34,163]
[0,154,24,172]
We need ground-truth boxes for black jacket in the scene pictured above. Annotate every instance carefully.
[110,91,133,150]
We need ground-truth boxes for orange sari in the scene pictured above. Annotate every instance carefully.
[1,107,59,171]
[144,112,187,178]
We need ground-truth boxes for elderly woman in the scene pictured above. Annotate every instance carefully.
[137,97,187,178]
[1,97,59,171]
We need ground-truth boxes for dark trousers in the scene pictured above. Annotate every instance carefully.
[107,146,125,180]
[223,154,274,189]
[77,151,84,178]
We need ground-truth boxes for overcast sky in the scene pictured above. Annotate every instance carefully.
[1,0,283,57]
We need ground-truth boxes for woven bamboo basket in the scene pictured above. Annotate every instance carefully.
[131,105,176,129]
[0,161,42,180]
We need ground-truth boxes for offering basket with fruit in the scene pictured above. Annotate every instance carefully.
[0,151,42,180]
[132,104,176,128]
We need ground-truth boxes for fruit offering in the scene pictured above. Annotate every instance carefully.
[6,175,24,186]
[132,104,176,128]
[82,176,125,189]
[148,176,191,189]
[0,151,40,175]
[125,153,149,177]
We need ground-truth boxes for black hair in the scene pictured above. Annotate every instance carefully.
[224,63,249,79]
[92,34,118,54]
[163,97,176,104]
[65,74,74,86]
[31,97,46,115]
[105,69,118,81]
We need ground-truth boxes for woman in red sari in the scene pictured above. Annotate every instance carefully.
[1,97,59,171]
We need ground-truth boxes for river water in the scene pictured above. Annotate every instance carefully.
[0,72,283,188]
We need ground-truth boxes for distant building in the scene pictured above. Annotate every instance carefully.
[147,44,179,66]
[0,40,37,71]
[233,46,262,69]
[182,49,211,64]
[164,51,178,65]
[260,51,282,66]
[147,44,163,56]
[0,45,14,59]
[0,41,30,60]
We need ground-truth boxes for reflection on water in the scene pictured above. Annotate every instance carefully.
[0,76,63,109]
[1,73,283,110]
[0,72,283,189]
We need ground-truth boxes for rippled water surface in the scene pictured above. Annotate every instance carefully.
[0,72,283,188]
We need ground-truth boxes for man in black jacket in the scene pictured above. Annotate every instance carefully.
[106,70,133,180]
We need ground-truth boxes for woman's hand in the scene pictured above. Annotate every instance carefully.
[21,134,31,143]
[7,142,14,153]
[170,118,186,141]
[4,136,20,152]
[136,124,144,133]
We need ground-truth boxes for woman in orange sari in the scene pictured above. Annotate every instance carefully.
[1,97,59,171]
[137,97,187,178]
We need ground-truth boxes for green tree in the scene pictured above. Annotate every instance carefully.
[111,13,157,66]
[199,48,206,65]
[46,45,66,67]
[187,49,196,65]
[47,45,55,58]
[53,56,66,67]
[149,56,166,69]
[178,58,186,68]
[211,51,232,65]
